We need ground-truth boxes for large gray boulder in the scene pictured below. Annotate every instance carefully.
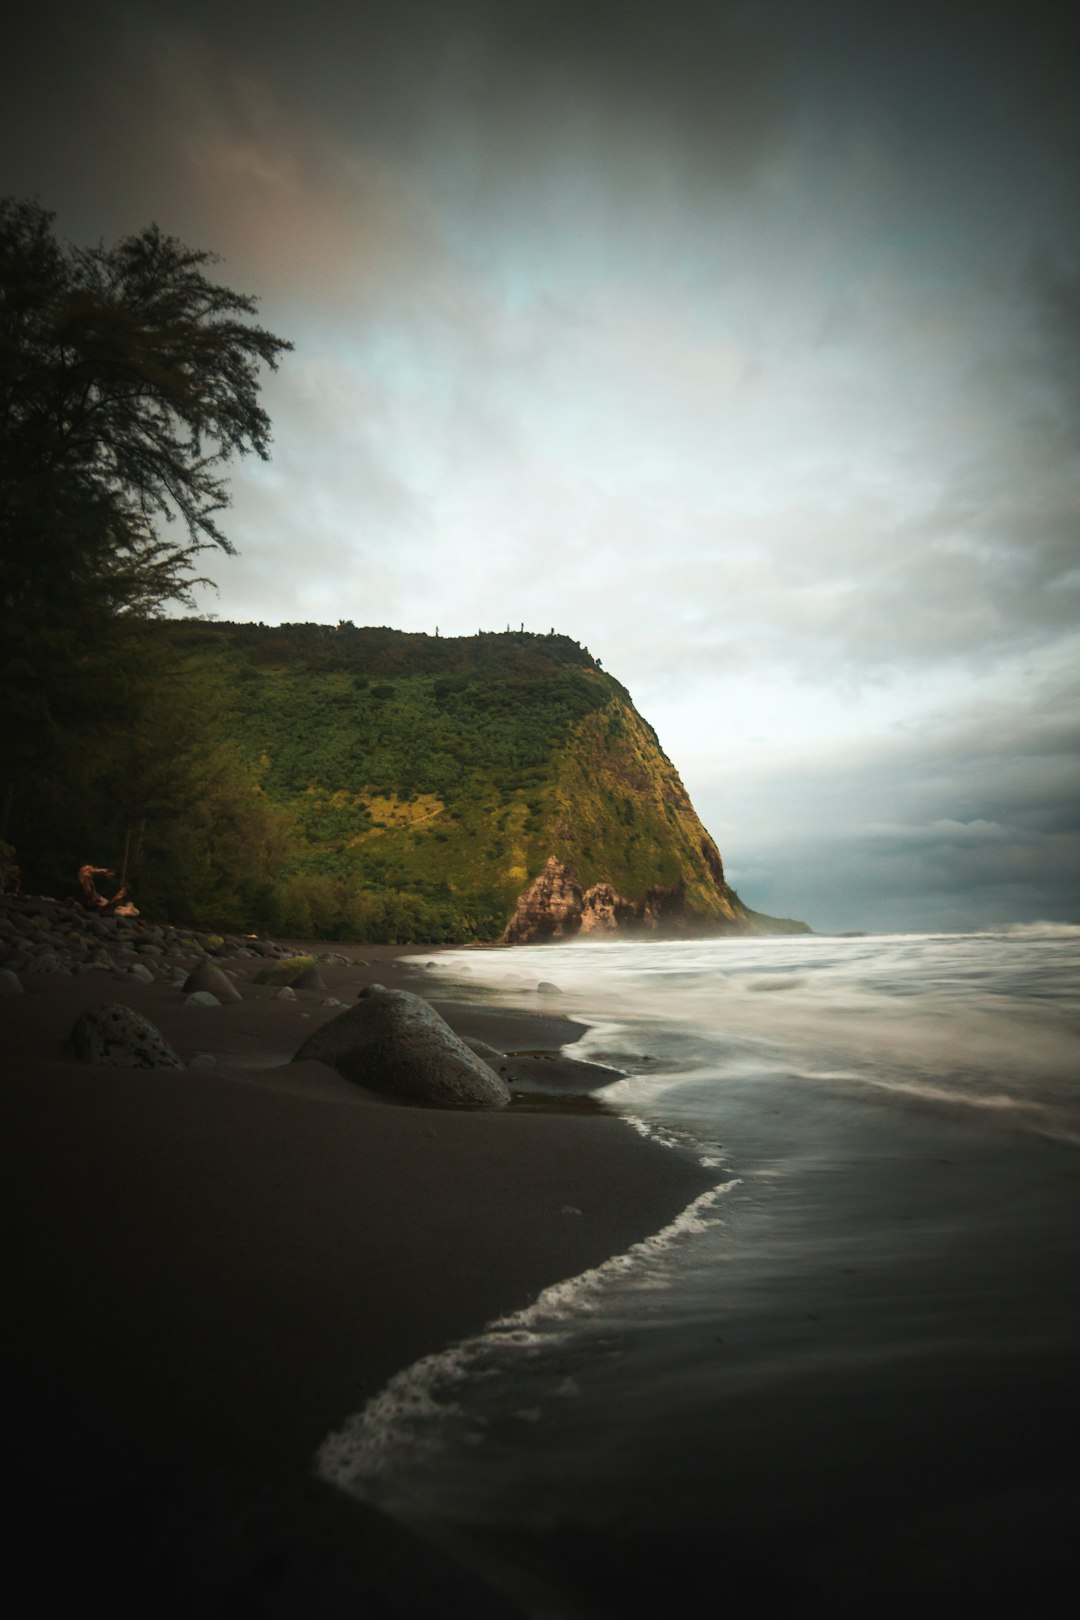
[66,1003,184,1069]
[294,986,511,1110]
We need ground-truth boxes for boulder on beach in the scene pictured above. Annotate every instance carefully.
[182,963,242,1003]
[254,955,325,991]
[66,1003,184,1070]
[294,986,511,1110]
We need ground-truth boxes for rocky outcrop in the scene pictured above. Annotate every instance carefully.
[579,882,639,934]
[502,855,583,944]
[294,986,511,1109]
[66,1003,184,1070]
[502,858,715,944]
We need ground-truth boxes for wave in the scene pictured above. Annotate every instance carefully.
[316,1171,740,1504]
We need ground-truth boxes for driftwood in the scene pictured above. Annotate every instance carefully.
[77,864,139,916]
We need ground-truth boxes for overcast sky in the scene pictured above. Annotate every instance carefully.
[5,0,1079,932]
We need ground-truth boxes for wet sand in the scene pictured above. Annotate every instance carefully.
[2,944,711,1614]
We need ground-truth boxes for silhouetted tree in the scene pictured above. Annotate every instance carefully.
[0,198,291,880]
[0,197,291,622]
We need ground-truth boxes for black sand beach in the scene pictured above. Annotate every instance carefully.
[3,941,711,1614]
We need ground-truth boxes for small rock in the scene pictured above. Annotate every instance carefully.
[31,952,69,975]
[464,1036,507,1067]
[185,991,221,1007]
[322,996,343,1007]
[0,969,23,994]
[275,985,297,1000]
[127,963,155,984]
[182,963,242,1003]
[254,955,325,991]
[188,1052,217,1069]
[536,981,562,996]
[66,1004,183,1070]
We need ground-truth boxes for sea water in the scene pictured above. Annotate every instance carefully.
[318,929,1080,1611]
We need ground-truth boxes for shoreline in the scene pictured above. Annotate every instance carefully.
[3,936,712,1610]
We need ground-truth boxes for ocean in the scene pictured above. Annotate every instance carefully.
[317,929,1080,1613]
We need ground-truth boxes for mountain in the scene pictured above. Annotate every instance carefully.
[160,621,807,943]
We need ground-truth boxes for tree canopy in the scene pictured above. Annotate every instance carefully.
[0,200,291,885]
[0,197,292,621]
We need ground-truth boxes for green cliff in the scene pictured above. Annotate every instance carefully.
[159,622,806,942]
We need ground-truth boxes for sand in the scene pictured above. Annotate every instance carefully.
[3,944,711,1614]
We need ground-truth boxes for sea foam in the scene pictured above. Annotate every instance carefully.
[316,1168,740,1503]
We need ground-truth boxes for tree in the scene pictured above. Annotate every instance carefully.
[0,197,291,621]
[0,199,291,877]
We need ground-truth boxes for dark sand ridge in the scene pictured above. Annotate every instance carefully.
[4,943,712,1614]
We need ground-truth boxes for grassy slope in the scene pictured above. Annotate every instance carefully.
[164,623,788,940]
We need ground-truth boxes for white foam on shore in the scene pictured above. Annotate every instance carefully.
[316,1170,740,1503]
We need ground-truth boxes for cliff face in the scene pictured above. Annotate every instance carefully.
[506,689,753,940]
[161,622,806,942]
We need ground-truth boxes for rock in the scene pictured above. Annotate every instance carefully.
[189,1052,217,1068]
[185,990,221,1006]
[66,1004,184,1069]
[275,985,297,1001]
[501,856,706,944]
[502,856,583,944]
[182,963,242,1003]
[0,968,23,994]
[536,981,562,996]
[254,955,325,991]
[463,1036,511,1074]
[294,987,511,1110]
[580,881,639,934]
[322,996,343,1007]
[127,963,155,984]
[30,951,69,974]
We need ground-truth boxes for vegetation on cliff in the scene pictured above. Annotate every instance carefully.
[6,615,806,939]
[131,622,800,939]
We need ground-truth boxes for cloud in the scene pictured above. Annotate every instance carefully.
[685,654,1080,930]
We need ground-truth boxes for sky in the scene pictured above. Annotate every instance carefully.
[5,0,1079,932]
